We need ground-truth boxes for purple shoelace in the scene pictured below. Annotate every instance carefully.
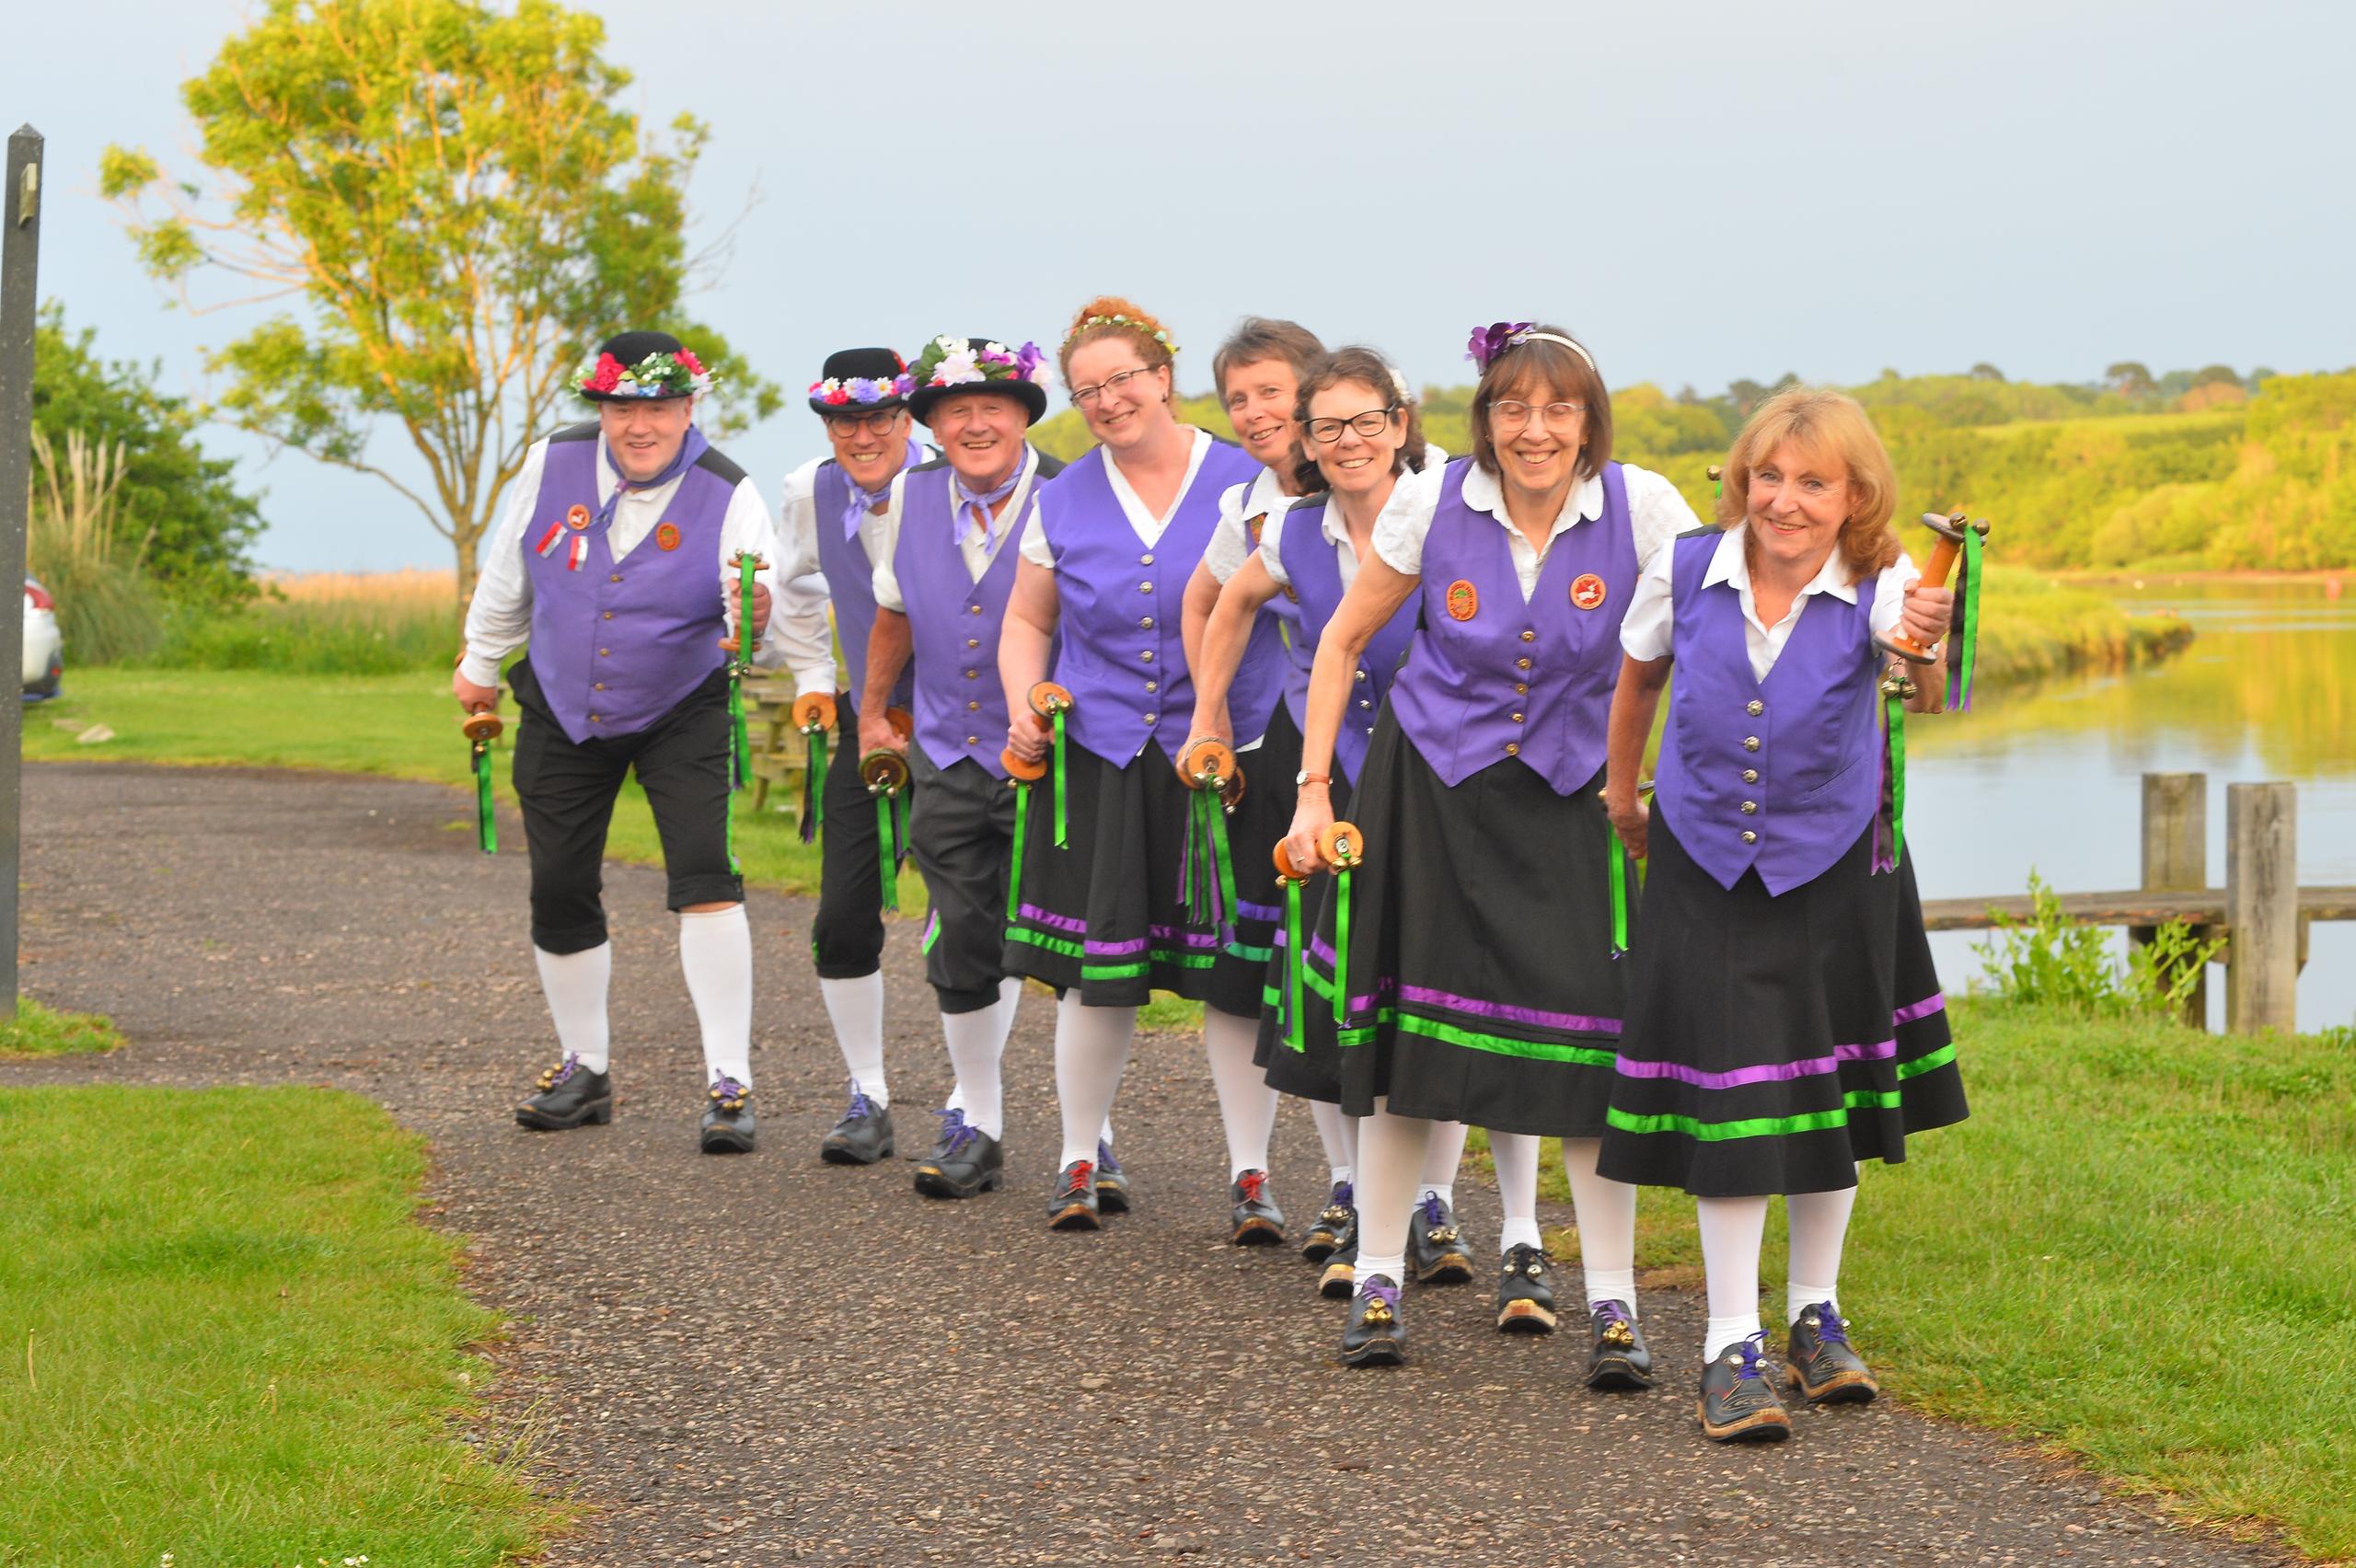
[1331,1180,1354,1207]
[841,1081,876,1121]
[1593,1299,1634,1333]
[549,1053,580,1085]
[1728,1330,1770,1379]
[1808,1302,1851,1345]
[1096,1139,1122,1176]
[1358,1276,1402,1313]
[711,1073,749,1102]
[1419,1193,1447,1227]
[934,1107,977,1155]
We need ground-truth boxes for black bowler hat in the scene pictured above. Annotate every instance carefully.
[808,347,913,418]
[905,336,1050,427]
[572,329,713,402]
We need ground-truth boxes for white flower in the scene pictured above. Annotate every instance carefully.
[982,342,1009,360]
[936,347,981,386]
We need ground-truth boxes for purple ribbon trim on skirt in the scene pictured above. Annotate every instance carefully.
[1396,984,1622,1036]
[1232,897,1282,925]
[1017,903,1088,934]
[1892,990,1946,1026]
[1615,1037,1896,1090]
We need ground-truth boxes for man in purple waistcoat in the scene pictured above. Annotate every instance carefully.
[771,348,931,1164]
[860,335,1061,1199]
[457,330,781,1153]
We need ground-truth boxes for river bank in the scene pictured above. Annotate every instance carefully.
[1975,563,2196,683]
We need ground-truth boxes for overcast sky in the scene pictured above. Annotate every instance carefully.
[15,0,2353,572]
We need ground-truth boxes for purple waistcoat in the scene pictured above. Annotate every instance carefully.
[1276,497,1419,785]
[1384,458,1639,794]
[814,460,915,711]
[1652,530,1881,895]
[1035,439,1270,764]
[1233,491,1313,741]
[523,423,740,745]
[892,452,1056,771]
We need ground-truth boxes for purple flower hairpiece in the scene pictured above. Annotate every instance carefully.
[1467,321,1535,371]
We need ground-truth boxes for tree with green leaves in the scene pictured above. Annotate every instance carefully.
[2105,361,2155,398]
[99,0,780,608]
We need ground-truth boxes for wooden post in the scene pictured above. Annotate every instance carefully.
[2224,782,2298,1033]
[0,126,47,1024]
[2131,772,2207,1026]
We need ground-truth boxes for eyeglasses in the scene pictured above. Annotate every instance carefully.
[825,409,903,438]
[1070,366,1159,408]
[1304,406,1401,444]
[1489,399,1586,432]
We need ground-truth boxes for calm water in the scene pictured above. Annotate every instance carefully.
[1906,578,2356,1032]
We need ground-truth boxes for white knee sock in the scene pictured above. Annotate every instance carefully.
[818,972,887,1105]
[678,906,754,1087]
[1203,1006,1279,1179]
[1785,1184,1860,1324]
[1697,1194,1773,1360]
[1054,993,1136,1169]
[1352,1099,1430,1286]
[534,942,612,1073]
[1416,1118,1468,1212]
[1489,1132,1543,1253]
[1311,1099,1357,1189]
[1562,1136,1638,1312]
[940,1000,1011,1141]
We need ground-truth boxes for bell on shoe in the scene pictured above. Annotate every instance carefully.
[1339,1274,1407,1367]
[913,1108,1003,1200]
[1697,1332,1792,1444]
[1406,1193,1473,1286]
[1585,1298,1655,1389]
[515,1053,613,1131]
[1092,1139,1131,1214]
[1494,1242,1559,1335]
[1300,1181,1356,1263]
[819,1081,895,1165]
[700,1073,756,1155]
[1047,1159,1102,1230]
[1229,1168,1286,1246]
[1785,1301,1878,1404]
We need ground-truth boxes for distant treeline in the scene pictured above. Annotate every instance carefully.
[1034,364,2356,571]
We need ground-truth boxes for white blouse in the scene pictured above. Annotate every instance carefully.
[1020,428,1216,569]
[1201,468,1292,583]
[1619,525,1923,683]
[871,444,1042,614]
[1258,443,1452,594]
[1369,457,1697,600]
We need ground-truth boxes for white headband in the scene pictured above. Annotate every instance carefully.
[1388,363,1414,405]
[1509,329,1597,374]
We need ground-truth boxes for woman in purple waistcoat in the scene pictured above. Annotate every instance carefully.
[1190,345,1469,1302]
[999,296,1266,1235]
[1280,325,1702,1373]
[1600,387,1969,1444]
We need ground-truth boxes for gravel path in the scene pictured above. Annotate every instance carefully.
[10,763,2294,1567]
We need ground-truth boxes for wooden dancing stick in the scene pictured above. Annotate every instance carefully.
[1877,513,1991,665]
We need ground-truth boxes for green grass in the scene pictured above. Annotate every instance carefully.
[0,1084,550,1562]
[1486,999,2355,1559]
[0,997,126,1058]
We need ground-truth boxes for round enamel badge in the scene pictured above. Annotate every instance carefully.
[1245,512,1269,547]
[1446,580,1479,621]
[655,522,681,552]
[1571,572,1608,611]
[566,504,592,531]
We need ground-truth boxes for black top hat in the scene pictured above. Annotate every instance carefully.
[808,347,913,418]
[575,329,708,402]
[906,337,1050,427]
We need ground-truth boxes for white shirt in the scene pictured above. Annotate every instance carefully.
[872,445,1041,613]
[1619,525,1923,683]
[1021,428,1216,568]
[773,453,923,698]
[461,432,781,689]
[1370,458,1697,600]
[1259,443,1452,594]
[1202,468,1292,583]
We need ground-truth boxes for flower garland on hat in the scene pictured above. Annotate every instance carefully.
[909,336,1051,392]
[1062,311,1179,356]
[810,364,918,408]
[573,344,716,399]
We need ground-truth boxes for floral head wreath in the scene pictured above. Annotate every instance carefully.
[809,355,916,409]
[574,344,716,399]
[1062,311,1179,357]
[908,336,1051,391]
[1464,321,1597,375]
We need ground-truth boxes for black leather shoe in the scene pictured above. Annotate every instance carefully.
[700,1074,756,1155]
[1785,1302,1878,1404]
[1048,1159,1102,1230]
[1318,1235,1359,1299]
[913,1109,1003,1199]
[1093,1139,1131,1214]
[1407,1193,1473,1286]
[1698,1332,1792,1443]
[515,1054,612,1131]
[819,1084,895,1165]
[1586,1298,1656,1389]
[1339,1274,1406,1367]
[1495,1243,1559,1334]
[1301,1181,1355,1262]
[1229,1169,1286,1245]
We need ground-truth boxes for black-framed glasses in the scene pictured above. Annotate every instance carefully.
[1489,398,1586,432]
[825,409,904,437]
[1070,366,1159,408]
[1304,405,1400,444]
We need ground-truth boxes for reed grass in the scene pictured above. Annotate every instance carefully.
[25,428,164,665]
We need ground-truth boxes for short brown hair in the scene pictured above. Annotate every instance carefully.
[1057,294,1176,385]
[1468,326,1611,481]
[1290,347,1430,495]
[1213,317,1325,399]
[1716,386,1900,581]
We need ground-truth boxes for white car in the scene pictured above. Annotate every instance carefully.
[23,578,62,699]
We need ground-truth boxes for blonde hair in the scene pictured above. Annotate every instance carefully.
[1057,294,1177,384]
[1717,386,1900,580]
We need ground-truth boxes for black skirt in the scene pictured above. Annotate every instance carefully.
[1002,738,1222,1008]
[1254,755,1356,1104]
[1301,708,1635,1137]
[1596,803,1969,1198]
[1202,702,1304,1020]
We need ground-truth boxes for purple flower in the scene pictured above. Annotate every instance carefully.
[891,373,916,398]
[1013,340,1042,379]
[1466,320,1535,370]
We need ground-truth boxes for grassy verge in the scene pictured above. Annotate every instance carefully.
[1973,564,2194,683]
[0,1084,550,1562]
[0,997,126,1058]
[1489,1000,2353,1559]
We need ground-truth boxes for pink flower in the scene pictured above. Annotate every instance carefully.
[587,353,626,393]
[824,387,849,406]
[676,348,706,376]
